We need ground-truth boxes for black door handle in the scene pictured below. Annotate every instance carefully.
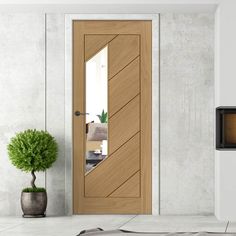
[74,111,89,116]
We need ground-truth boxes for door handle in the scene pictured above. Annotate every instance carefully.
[74,111,89,116]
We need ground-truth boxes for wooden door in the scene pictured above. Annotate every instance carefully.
[73,21,152,214]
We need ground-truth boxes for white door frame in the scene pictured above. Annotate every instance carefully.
[65,14,159,215]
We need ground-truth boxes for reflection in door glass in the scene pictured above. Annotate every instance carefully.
[85,46,108,174]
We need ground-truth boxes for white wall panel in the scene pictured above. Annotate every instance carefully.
[215,0,236,221]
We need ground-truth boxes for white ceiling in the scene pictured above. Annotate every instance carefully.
[0,0,219,4]
[0,0,219,13]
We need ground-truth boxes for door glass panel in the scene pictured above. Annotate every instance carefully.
[85,46,108,174]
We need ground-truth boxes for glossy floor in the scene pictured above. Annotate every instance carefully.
[0,215,233,236]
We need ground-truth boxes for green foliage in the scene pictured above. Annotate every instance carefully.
[8,129,58,172]
[97,109,108,123]
[22,187,46,193]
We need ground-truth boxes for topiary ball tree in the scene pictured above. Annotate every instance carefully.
[7,129,58,190]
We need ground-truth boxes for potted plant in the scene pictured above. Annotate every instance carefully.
[7,129,58,218]
[97,109,108,123]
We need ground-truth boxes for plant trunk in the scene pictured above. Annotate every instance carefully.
[31,170,36,188]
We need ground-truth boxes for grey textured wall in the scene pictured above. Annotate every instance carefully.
[0,14,65,216]
[0,13,214,216]
[160,14,215,215]
[0,14,46,216]
[46,14,65,216]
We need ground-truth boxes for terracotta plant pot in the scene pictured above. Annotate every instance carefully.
[21,191,47,218]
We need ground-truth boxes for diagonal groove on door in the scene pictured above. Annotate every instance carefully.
[85,130,140,177]
[108,35,139,78]
[109,95,140,155]
[108,55,140,81]
[109,56,140,117]
[85,133,140,197]
[109,93,140,120]
[85,34,118,61]
[107,170,140,198]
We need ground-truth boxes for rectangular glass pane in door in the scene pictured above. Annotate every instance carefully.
[85,46,108,173]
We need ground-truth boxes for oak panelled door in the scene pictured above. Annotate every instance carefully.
[73,21,152,214]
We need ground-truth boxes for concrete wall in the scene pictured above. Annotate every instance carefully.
[0,13,214,216]
[160,14,215,215]
[46,14,65,216]
[0,14,65,216]
[0,14,46,215]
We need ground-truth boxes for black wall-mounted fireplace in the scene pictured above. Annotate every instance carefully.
[216,107,236,150]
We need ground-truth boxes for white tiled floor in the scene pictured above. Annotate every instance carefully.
[0,215,232,236]
[120,216,228,233]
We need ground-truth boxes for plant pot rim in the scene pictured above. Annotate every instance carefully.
[21,191,47,194]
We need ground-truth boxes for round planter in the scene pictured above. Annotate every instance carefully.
[21,191,47,218]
